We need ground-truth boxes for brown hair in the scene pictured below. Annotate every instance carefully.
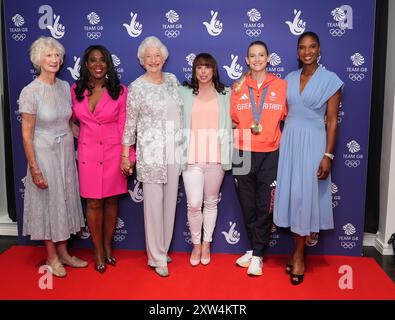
[183,53,226,95]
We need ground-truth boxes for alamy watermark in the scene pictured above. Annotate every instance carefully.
[135,122,252,175]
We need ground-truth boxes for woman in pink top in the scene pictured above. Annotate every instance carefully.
[71,45,135,273]
[178,53,232,266]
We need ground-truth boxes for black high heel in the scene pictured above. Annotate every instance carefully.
[95,263,106,274]
[104,257,117,266]
[290,272,304,285]
[289,261,305,285]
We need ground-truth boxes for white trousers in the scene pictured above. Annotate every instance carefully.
[182,164,225,244]
[143,164,180,267]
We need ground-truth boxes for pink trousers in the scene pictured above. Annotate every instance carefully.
[182,164,225,244]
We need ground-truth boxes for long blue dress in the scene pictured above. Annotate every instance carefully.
[273,66,343,236]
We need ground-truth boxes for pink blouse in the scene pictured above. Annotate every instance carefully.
[188,96,221,164]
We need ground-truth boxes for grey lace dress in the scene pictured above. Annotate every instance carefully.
[19,78,85,242]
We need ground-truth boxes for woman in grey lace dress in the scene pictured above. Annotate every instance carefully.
[121,36,183,277]
[19,36,87,277]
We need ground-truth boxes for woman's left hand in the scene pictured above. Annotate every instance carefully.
[121,157,134,176]
[316,157,331,180]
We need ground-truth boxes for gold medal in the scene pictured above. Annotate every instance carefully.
[250,123,262,135]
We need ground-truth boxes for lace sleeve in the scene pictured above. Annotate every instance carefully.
[122,83,141,146]
[19,84,37,114]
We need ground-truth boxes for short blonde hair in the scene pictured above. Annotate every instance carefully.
[30,36,65,73]
[137,36,168,66]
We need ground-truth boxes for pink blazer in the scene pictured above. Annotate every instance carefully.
[71,83,135,199]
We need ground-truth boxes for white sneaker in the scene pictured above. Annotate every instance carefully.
[236,250,253,268]
[247,256,263,276]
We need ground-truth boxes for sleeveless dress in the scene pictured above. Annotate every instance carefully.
[273,67,343,236]
[19,78,85,242]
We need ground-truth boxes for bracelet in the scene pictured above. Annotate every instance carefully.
[324,153,334,160]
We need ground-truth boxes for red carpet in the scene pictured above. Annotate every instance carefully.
[0,246,394,300]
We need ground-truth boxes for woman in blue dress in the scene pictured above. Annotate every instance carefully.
[273,32,343,285]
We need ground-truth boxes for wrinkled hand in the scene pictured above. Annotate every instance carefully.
[30,166,48,189]
[121,158,134,176]
[316,157,331,180]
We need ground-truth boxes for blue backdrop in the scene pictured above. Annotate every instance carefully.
[3,0,375,256]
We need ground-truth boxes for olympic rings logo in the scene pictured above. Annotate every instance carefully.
[12,33,26,41]
[185,237,192,244]
[86,32,101,39]
[184,73,192,80]
[332,200,339,208]
[305,239,318,247]
[341,241,356,249]
[79,227,91,239]
[245,29,261,37]
[113,234,125,242]
[349,73,365,81]
[268,240,277,247]
[345,160,360,167]
[165,30,180,38]
[329,28,345,37]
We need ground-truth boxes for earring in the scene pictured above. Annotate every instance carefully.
[105,73,109,80]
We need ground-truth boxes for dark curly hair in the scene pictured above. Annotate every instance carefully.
[74,45,123,102]
[183,53,226,95]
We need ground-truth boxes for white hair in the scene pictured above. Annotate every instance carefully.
[137,36,168,66]
[30,36,65,73]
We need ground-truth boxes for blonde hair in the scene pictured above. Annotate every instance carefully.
[30,36,65,73]
[233,70,251,93]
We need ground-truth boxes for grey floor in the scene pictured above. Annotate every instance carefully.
[0,236,394,283]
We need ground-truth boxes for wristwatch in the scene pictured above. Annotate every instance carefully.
[324,153,334,160]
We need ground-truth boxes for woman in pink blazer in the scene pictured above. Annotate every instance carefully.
[71,45,135,273]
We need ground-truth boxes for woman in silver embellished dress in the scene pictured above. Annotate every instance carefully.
[121,36,183,277]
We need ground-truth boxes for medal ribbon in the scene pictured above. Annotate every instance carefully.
[248,85,269,124]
